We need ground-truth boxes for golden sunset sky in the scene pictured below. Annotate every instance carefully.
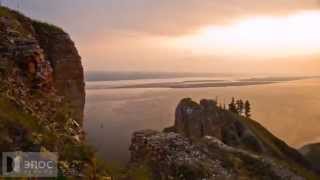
[4,0,320,74]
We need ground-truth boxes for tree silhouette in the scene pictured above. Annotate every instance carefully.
[244,100,251,118]
[228,97,237,113]
[236,99,244,115]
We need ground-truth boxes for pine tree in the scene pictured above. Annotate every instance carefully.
[244,100,251,118]
[228,97,237,113]
[236,99,244,115]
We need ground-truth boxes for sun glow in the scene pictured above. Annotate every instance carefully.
[171,11,320,58]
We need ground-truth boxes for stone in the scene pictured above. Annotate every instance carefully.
[129,130,306,180]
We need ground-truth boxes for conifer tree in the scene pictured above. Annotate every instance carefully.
[228,97,237,113]
[236,99,244,115]
[244,100,251,118]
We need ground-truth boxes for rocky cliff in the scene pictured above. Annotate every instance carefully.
[171,98,311,168]
[0,6,92,177]
[32,21,85,124]
[0,6,84,123]
[129,98,320,179]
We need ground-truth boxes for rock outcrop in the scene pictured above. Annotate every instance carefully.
[170,98,311,169]
[130,98,320,179]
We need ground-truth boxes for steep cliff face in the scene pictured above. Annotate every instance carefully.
[32,22,85,124]
[0,6,91,177]
[130,98,320,179]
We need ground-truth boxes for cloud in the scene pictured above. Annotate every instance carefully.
[111,0,320,35]
[91,0,320,36]
[7,0,320,36]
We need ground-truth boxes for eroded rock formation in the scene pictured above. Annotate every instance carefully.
[171,98,310,167]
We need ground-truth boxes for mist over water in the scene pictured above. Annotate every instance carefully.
[84,78,320,163]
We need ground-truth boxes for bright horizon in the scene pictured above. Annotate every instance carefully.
[3,0,320,75]
[171,11,320,58]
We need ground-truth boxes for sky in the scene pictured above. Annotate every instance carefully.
[3,0,320,75]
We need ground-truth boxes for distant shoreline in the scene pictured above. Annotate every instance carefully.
[112,81,277,89]
[101,77,314,89]
[85,71,233,82]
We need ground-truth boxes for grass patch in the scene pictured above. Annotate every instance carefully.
[0,6,12,17]
[32,20,65,34]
